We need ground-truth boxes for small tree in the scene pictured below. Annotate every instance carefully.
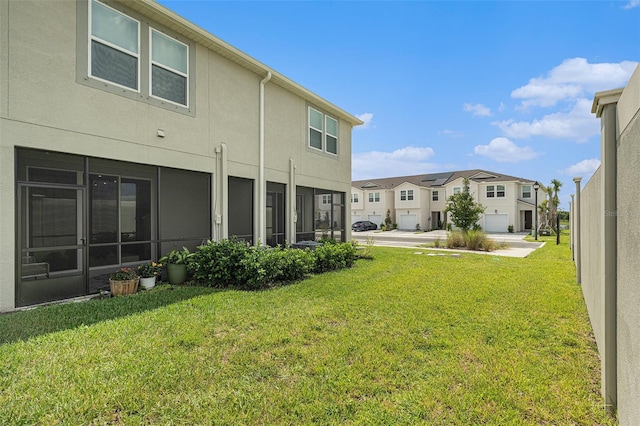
[444,178,485,233]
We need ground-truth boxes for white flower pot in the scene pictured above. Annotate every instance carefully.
[140,276,156,290]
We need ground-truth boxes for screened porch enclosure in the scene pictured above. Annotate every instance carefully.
[15,148,211,307]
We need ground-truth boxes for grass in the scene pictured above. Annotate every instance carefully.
[0,234,615,425]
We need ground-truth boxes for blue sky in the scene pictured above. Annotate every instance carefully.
[158,0,639,208]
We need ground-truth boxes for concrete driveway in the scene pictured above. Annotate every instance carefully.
[350,229,544,258]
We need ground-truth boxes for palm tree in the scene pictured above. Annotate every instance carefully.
[548,179,563,231]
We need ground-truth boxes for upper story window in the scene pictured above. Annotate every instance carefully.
[400,189,414,201]
[368,192,380,203]
[321,194,332,204]
[309,107,339,155]
[90,0,139,90]
[85,1,192,112]
[497,185,505,198]
[522,185,531,198]
[351,193,359,203]
[487,185,495,198]
[453,187,461,195]
[432,190,439,201]
[151,29,189,106]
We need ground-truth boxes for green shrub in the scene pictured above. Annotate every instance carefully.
[446,231,465,249]
[191,238,251,287]
[464,230,497,252]
[313,242,357,273]
[238,246,315,289]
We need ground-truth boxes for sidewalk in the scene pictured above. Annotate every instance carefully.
[351,229,544,258]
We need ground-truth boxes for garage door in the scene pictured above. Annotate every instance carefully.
[484,214,508,233]
[368,215,382,226]
[351,215,362,224]
[399,214,418,230]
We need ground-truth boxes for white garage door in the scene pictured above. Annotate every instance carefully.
[368,215,382,226]
[351,215,362,224]
[399,214,418,230]
[484,214,508,233]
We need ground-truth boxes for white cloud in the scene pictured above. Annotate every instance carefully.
[463,103,492,117]
[511,58,637,108]
[493,98,598,142]
[562,158,601,177]
[624,0,640,9]
[473,137,540,162]
[498,102,506,113]
[355,112,374,129]
[352,146,440,180]
[439,129,464,138]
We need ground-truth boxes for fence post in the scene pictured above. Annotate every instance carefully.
[573,177,582,284]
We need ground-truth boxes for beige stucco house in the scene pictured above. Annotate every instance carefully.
[352,170,540,232]
[0,0,361,311]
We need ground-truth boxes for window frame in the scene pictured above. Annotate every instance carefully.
[149,28,189,107]
[368,192,380,203]
[88,0,140,92]
[453,187,461,195]
[486,185,495,198]
[522,185,531,199]
[497,185,505,198]
[351,193,359,203]
[432,190,439,201]
[400,189,414,201]
[308,106,339,156]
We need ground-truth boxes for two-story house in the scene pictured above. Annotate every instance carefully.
[0,0,362,311]
[352,170,540,232]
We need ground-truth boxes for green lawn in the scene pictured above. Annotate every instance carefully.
[0,235,615,425]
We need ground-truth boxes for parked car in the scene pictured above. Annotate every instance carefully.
[352,221,378,232]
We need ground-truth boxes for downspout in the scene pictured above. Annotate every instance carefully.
[221,142,228,240]
[258,71,272,245]
[288,158,296,245]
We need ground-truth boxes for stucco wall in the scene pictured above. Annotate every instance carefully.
[579,167,604,351]
[0,0,356,311]
[615,65,640,425]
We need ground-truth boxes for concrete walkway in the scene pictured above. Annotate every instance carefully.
[351,229,544,258]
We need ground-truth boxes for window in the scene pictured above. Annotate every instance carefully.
[453,187,461,195]
[486,185,495,198]
[321,194,332,204]
[432,191,439,201]
[368,192,380,203]
[308,107,339,155]
[497,185,505,198]
[522,185,531,198]
[151,29,188,106]
[351,193,359,203]
[400,190,414,201]
[90,0,139,90]
[85,1,192,113]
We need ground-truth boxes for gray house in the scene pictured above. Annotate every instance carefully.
[0,0,362,311]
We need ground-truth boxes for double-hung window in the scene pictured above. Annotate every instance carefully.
[497,185,505,198]
[90,0,139,90]
[432,191,439,201]
[522,185,531,198]
[453,187,461,195]
[351,193,359,203]
[151,29,189,106]
[309,107,339,155]
[400,190,414,201]
[368,192,380,203]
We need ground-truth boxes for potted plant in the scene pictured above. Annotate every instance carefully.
[137,261,163,290]
[109,267,139,296]
[159,247,194,284]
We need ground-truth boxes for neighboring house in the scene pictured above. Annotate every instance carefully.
[0,0,362,311]
[352,170,541,232]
